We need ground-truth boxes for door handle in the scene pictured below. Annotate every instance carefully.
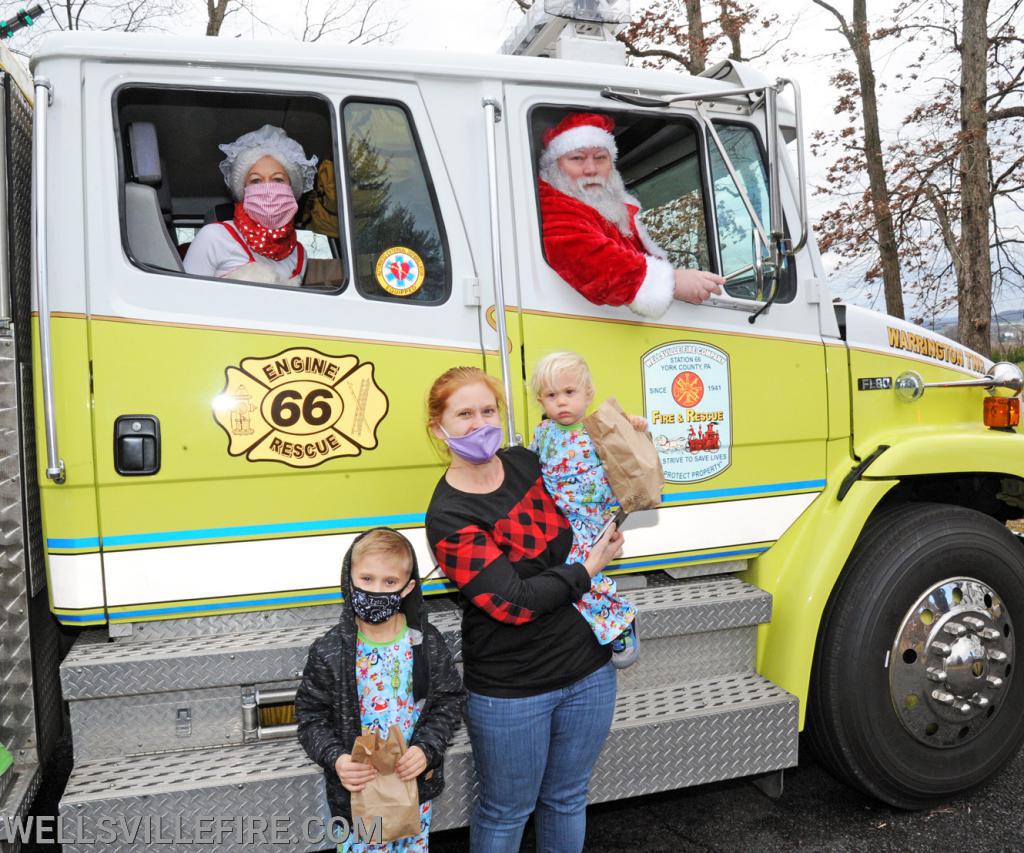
[114,415,161,476]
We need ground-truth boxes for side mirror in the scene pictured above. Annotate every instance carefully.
[752,232,778,303]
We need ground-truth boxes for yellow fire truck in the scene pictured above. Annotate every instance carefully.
[1,2,1023,849]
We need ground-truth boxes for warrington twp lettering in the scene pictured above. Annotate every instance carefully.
[886,326,985,373]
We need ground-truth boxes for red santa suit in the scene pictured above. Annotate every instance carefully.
[536,112,676,320]
[539,180,675,320]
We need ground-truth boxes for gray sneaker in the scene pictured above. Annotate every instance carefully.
[610,618,639,669]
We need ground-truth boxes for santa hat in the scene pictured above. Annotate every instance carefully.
[539,113,618,171]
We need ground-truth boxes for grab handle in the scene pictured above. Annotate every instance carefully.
[32,77,64,483]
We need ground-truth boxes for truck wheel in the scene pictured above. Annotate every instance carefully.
[808,502,1024,808]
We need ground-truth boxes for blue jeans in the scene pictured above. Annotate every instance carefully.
[466,661,616,853]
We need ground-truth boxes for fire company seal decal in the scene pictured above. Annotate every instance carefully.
[213,347,389,468]
[643,341,732,483]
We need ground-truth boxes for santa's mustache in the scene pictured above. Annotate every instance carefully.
[541,163,633,236]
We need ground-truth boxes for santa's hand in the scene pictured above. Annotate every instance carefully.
[673,269,725,304]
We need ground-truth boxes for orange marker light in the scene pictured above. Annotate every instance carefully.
[984,396,1021,428]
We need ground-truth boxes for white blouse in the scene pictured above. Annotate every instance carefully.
[182,221,306,285]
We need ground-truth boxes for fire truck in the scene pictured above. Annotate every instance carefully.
[2,1,1023,849]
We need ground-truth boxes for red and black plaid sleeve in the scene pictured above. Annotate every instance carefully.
[434,523,584,624]
[426,448,610,697]
[428,454,591,625]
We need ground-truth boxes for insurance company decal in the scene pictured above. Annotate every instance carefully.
[643,342,731,483]
[375,246,424,297]
[213,347,389,468]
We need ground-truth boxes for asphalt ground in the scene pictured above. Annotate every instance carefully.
[429,735,1024,852]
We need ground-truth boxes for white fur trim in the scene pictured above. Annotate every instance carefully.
[540,125,618,169]
[628,256,675,320]
[220,261,290,284]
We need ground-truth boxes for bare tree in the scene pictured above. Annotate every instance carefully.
[684,0,707,73]
[298,0,398,45]
[511,0,794,73]
[40,0,182,32]
[814,0,905,319]
[958,0,994,353]
[204,0,398,44]
[620,0,795,72]
[6,0,182,55]
[205,0,233,35]
[811,0,1023,344]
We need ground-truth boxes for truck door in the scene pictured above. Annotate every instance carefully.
[507,88,828,573]
[81,67,479,623]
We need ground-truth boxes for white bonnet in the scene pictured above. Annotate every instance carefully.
[218,124,318,201]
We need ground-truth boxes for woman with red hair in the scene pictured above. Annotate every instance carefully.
[424,366,622,852]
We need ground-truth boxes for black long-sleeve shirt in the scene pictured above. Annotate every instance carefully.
[426,446,610,697]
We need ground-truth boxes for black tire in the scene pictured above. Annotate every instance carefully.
[808,502,1024,808]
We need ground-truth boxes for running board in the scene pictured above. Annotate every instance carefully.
[58,673,797,850]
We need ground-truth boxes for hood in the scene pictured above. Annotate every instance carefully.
[842,304,991,376]
[340,526,427,635]
[341,527,429,701]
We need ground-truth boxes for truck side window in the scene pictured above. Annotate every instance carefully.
[532,107,714,279]
[341,101,451,304]
[708,123,794,302]
[532,109,794,305]
[116,87,345,292]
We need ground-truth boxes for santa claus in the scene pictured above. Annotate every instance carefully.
[538,112,725,319]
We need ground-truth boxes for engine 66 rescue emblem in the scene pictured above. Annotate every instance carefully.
[212,347,389,468]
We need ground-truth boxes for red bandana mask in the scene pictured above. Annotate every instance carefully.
[232,202,297,261]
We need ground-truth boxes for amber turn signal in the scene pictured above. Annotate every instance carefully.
[984,396,1021,428]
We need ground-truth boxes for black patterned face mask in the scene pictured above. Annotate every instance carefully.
[350,586,404,624]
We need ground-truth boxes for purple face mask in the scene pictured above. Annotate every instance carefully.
[441,423,503,464]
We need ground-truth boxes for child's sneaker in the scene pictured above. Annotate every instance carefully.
[610,617,639,669]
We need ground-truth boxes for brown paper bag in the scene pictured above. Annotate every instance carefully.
[583,397,664,512]
[349,725,421,843]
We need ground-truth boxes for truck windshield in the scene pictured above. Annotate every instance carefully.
[708,123,786,301]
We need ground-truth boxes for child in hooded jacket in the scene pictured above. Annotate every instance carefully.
[296,528,465,852]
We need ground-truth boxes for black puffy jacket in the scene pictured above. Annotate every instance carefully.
[295,528,466,822]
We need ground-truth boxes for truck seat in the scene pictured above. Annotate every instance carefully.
[124,122,183,272]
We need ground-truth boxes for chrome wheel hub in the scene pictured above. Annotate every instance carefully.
[890,578,1013,747]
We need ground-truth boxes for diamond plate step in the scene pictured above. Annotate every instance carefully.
[58,673,796,850]
[0,762,40,847]
[60,576,771,701]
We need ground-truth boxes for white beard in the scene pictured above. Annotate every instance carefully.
[541,162,634,237]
